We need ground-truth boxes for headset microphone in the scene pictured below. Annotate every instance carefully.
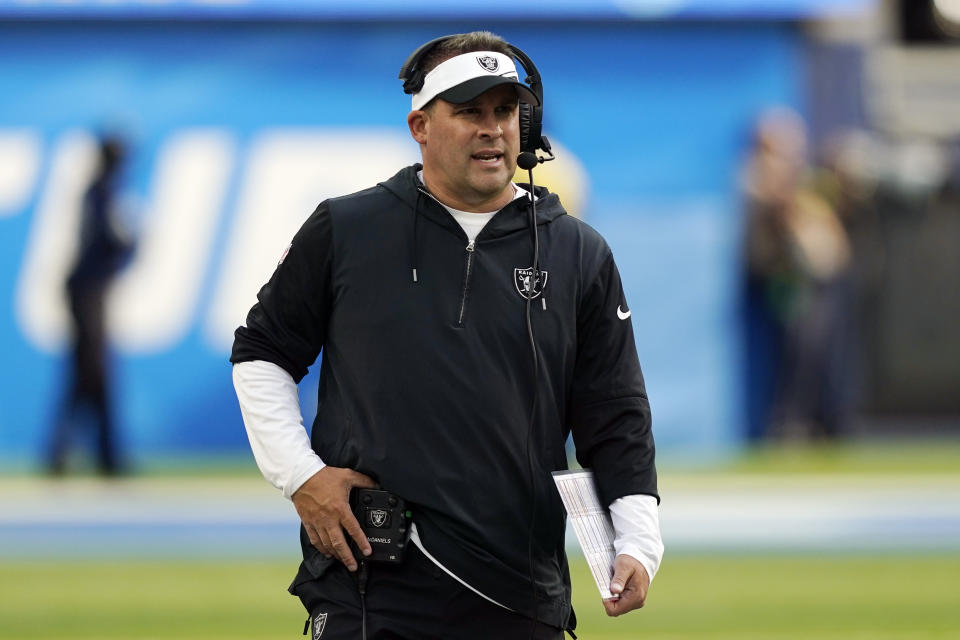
[517,152,539,171]
[517,138,555,172]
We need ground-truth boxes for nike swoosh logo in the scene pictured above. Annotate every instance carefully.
[617,306,631,320]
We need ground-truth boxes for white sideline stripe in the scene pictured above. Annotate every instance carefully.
[1,475,959,552]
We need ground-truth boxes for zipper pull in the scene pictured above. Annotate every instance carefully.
[466,241,475,252]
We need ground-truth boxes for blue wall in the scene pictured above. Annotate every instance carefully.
[0,19,803,466]
[0,0,873,20]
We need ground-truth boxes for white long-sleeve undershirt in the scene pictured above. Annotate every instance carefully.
[232,359,664,589]
[233,360,325,500]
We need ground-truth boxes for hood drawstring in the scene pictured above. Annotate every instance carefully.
[377,174,424,284]
[525,171,542,303]
[411,189,423,283]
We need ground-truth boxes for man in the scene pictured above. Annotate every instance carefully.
[50,135,133,476]
[232,32,662,639]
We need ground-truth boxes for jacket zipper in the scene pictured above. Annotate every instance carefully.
[457,241,475,326]
[414,186,485,327]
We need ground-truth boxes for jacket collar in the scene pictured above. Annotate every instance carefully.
[378,164,567,240]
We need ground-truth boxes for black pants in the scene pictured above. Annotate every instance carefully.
[295,545,564,640]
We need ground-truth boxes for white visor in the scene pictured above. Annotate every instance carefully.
[411,50,540,111]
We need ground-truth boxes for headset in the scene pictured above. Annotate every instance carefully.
[398,34,553,162]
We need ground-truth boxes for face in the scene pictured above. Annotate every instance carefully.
[408,84,520,212]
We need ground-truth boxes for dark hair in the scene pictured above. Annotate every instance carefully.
[417,32,514,111]
[419,31,513,75]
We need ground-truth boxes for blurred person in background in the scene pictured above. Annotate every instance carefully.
[48,135,135,476]
[809,129,886,425]
[742,107,854,441]
[232,31,662,639]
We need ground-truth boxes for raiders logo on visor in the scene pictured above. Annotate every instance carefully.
[476,55,499,72]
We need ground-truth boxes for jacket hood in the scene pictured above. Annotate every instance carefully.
[377,164,567,284]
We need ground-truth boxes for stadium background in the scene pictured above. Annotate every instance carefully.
[1,0,958,638]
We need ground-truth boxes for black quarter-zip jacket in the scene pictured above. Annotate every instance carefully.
[231,164,657,628]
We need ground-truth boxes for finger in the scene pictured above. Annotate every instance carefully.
[341,510,373,557]
[326,527,358,572]
[603,598,621,617]
[314,526,332,556]
[317,531,333,557]
[304,522,323,549]
[350,471,377,489]
[610,564,635,597]
[622,589,646,611]
[606,587,645,617]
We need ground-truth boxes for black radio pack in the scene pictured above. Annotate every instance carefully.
[349,488,412,564]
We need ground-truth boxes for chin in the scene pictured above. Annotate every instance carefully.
[472,171,512,193]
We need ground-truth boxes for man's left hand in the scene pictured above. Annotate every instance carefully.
[603,554,650,617]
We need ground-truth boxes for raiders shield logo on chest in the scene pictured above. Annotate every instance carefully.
[514,267,548,299]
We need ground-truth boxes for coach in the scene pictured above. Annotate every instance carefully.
[232,31,663,639]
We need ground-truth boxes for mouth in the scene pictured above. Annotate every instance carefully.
[471,150,504,165]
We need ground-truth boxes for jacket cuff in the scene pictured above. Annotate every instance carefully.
[610,494,664,582]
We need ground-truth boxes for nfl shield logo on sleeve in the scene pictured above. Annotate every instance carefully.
[278,243,292,266]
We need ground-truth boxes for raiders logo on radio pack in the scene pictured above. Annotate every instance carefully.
[367,509,390,528]
[476,55,499,72]
[514,267,548,299]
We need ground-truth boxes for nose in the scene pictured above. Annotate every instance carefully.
[480,124,502,140]
[478,113,503,139]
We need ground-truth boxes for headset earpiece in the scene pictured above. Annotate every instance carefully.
[518,102,543,155]
[508,45,546,155]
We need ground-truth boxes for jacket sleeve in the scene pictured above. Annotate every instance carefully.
[230,202,332,383]
[568,249,658,508]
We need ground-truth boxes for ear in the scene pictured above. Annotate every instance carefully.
[407,110,429,145]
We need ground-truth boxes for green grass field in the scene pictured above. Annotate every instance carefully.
[2,553,958,639]
[3,441,958,638]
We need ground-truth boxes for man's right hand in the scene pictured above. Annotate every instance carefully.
[291,466,377,572]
